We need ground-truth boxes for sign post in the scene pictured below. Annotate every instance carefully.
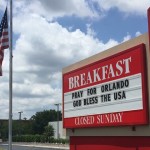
[148,8,150,49]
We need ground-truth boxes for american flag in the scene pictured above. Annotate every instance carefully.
[0,8,9,76]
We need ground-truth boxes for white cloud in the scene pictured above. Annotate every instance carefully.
[86,24,96,37]
[135,31,142,37]
[94,0,150,16]
[0,0,7,12]
[12,0,99,21]
[0,0,147,119]
[122,33,131,42]
[0,10,120,119]
[37,0,99,18]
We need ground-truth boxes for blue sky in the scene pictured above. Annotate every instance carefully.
[57,9,148,43]
[0,0,149,119]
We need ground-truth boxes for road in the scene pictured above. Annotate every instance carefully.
[0,144,69,150]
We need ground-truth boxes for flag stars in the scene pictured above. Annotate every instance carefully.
[0,9,8,37]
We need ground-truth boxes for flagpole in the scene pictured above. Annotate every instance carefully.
[8,0,13,149]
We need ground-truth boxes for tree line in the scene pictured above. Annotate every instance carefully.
[0,109,62,141]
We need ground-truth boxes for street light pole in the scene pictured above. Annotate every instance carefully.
[18,111,23,136]
[18,111,23,120]
[55,103,61,139]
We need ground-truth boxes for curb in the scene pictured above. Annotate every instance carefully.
[0,143,69,149]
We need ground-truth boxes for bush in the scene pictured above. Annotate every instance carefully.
[12,135,69,144]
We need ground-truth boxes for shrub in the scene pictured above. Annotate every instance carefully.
[12,134,69,144]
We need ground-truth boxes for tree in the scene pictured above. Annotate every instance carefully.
[12,120,34,136]
[0,121,8,141]
[31,109,62,134]
[44,125,54,142]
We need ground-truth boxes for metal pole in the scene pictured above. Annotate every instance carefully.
[8,0,13,150]
[18,111,23,136]
[57,104,59,139]
[18,111,23,120]
[55,103,60,139]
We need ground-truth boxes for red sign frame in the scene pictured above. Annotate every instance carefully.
[63,44,148,128]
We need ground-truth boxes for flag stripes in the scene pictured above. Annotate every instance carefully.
[0,8,9,76]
